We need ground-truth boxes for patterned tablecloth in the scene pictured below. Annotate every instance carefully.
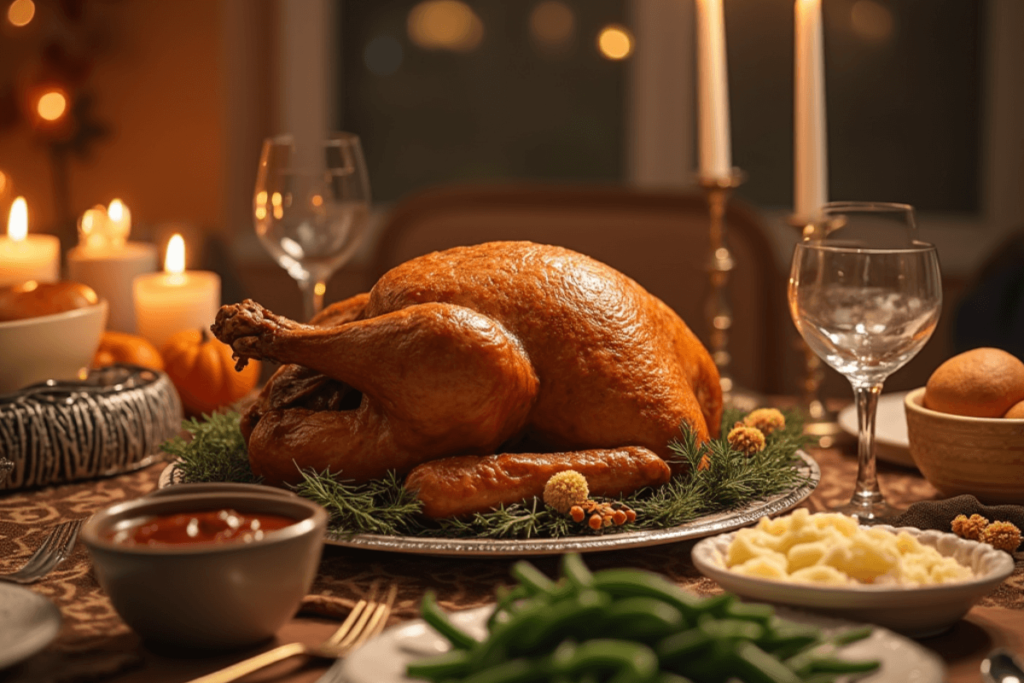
[0,445,1021,683]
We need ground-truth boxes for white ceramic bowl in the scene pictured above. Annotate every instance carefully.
[691,525,1014,638]
[81,489,327,650]
[0,300,108,396]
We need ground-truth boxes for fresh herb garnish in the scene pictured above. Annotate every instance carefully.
[162,407,813,539]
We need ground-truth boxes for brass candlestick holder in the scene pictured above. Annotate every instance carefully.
[788,213,846,447]
[699,169,760,410]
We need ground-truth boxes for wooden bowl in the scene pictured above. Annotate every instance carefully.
[904,387,1024,503]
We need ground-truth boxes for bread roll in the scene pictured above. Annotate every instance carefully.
[1004,400,1024,419]
[924,347,1024,418]
[0,282,99,322]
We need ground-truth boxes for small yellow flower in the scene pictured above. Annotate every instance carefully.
[743,408,786,436]
[543,470,589,514]
[981,521,1022,553]
[727,424,766,456]
[951,514,989,541]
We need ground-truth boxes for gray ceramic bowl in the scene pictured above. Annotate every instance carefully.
[81,491,327,650]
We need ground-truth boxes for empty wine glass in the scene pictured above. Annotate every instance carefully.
[254,132,371,321]
[788,202,942,522]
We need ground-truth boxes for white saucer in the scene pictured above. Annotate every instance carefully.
[0,583,62,670]
[838,391,916,469]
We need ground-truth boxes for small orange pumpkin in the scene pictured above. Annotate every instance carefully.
[93,331,164,371]
[160,328,261,415]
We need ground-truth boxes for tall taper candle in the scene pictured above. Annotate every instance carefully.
[696,0,732,179]
[794,0,828,219]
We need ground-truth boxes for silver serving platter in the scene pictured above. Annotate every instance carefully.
[160,450,819,557]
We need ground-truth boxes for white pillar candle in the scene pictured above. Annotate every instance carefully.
[794,0,828,219]
[68,199,158,333]
[68,243,157,333]
[696,0,732,179]
[0,197,60,287]
[133,234,220,350]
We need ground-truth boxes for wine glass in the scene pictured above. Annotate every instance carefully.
[254,132,371,321]
[788,202,942,522]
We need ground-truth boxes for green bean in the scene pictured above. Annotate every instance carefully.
[697,614,765,642]
[724,600,775,625]
[469,600,549,666]
[517,589,610,653]
[669,641,739,683]
[784,644,882,677]
[733,641,803,683]
[420,591,477,650]
[591,569,704,621]
[561,553,594,589]
[487,584,530,630]
[405,649,474,681]
[830,625,874,646]
[552,639,659,683]
[696,593,737,618]
[799,674,842,683]
[409,558,882,683]
[656,674,695,683]
[802,656,881,674]
[511,560,558,596]
[605,596,685,643]
[655,628,713,665]
[758,634,821,661]
[459,658,545,683]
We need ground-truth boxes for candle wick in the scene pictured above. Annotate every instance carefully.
[167,273,187,286]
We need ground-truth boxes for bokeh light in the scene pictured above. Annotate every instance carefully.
[365,35,404,75]
[36,90,68,121]
[529,1,575,51]
[7,0,35,27]
[0,171,8,197]
[407,0,484,52]
[597,25,634,61]
[850,0,895,42]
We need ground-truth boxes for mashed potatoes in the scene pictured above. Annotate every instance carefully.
[725,509,973,586]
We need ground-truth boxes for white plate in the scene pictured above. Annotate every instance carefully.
[838,391,916,468]
[691,525,1015,638]
[159,451,820,557]
[0,583,62,670]
[322,604,945,683]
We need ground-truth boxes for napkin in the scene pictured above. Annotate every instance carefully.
[894,495,1024,551]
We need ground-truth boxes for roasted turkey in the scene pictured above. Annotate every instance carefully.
[212,241,722,517]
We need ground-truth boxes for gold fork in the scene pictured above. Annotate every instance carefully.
[188,583,398,683]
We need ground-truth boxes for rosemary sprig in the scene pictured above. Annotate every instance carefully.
[165,408,813,540]
[292,469,424,537]
[161,411,258,484]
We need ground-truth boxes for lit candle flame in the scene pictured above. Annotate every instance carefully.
[108,199,125,222]
[164,234,186,281]
[107,198,131,246]
[7,197,27,241]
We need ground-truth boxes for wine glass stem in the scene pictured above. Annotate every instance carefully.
[853,382,885,504]
[299,279,327,322]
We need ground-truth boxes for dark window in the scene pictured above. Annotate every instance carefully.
[727,0,984,213]
[337,0,629,202]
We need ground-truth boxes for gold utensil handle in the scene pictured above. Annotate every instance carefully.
[187,641,309,683]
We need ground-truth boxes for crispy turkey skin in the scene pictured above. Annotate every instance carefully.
[212,241,722,517]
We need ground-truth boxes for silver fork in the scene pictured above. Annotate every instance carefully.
[0,518,85,584]
[188,582,399,683]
